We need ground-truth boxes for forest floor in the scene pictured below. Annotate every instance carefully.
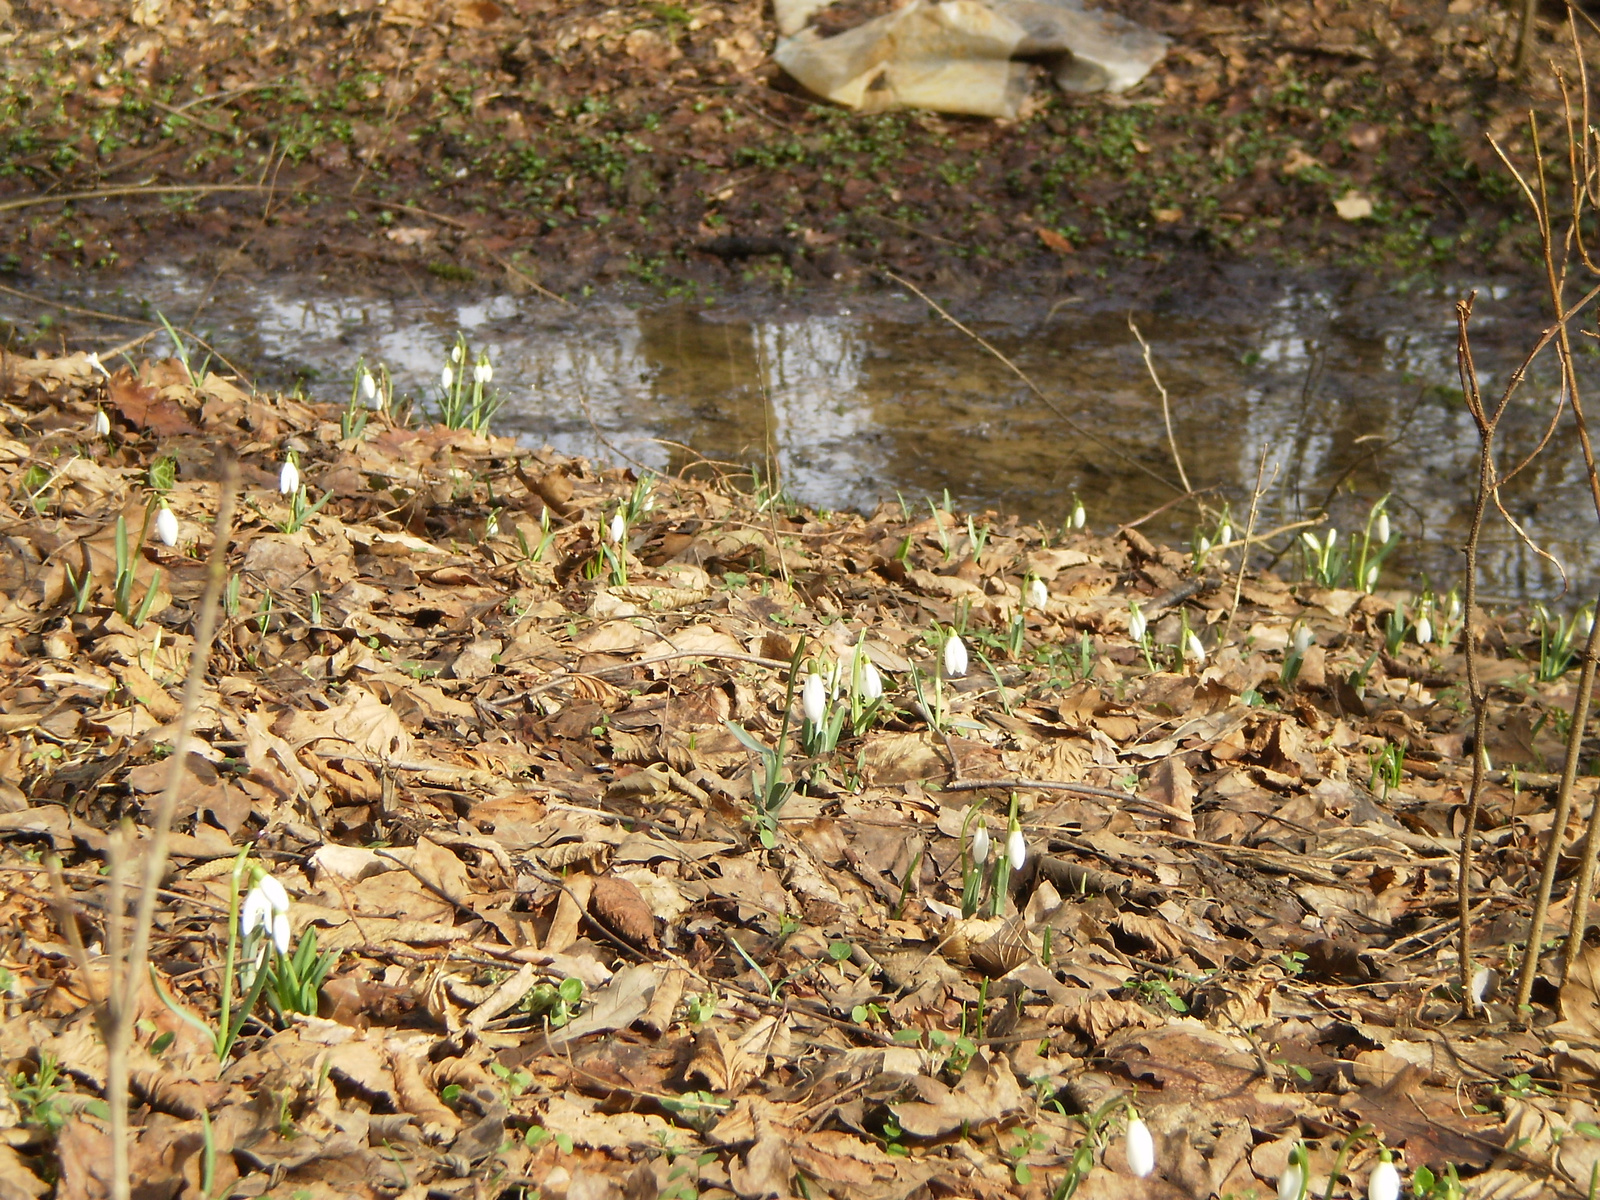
[0,340,1595,1198]
[0,0,1582,305]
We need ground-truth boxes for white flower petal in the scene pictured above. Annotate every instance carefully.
[155,505,178,547]
[360,371,377,402]
[441,364,454,391]
[858,659,882,703]
[1006,828,1026,871]
[1125,1117,1155,1178]
[278,460,300,495]
[1367,1160,1400,1200]
[1025,577,1048,609]
[255,872,290,914]
[1278,1162,1306,1200]
[271,911,292,955]
[1128,603,1147,643]
[802,673,827,725]
[608,511,626,545]
[943,633,968,678]
[971,824,991,863]
[92,410,111,436]
[240,887,271,938]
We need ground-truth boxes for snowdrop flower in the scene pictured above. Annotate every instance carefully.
[360,371,377,406]
[802,673,827,725]
[1292,625,1314,656]
[1006,825,1027,871]
[1128,601,1147,643]
[1125,1115,1155,1178]
[1367,1152,1400,1200]
[241,870,292,953]
[1301,531,1320,553]
[450,343,463,364]
[1184,629,1206,666]
[1070,498,1086,530]
[1217,522,1233,548]
[1448,591,1463,621]
[971,823,991,864]
[1414,613,1433,646]
[1375,511,1391,545]
[1197,534,1211,557]
[92,409,111,436]
[1278,1157,1306,1200]
[1365,563,1380,590]
[474,359,493,385]
[943,632,968,678]
[155,502,178,547]
[1025,576,1048,610]
[441,364,454,391]
[278,457,300,495]
[1325,527,1337,547]
[485,512,499,537]
[608,510,626,545]
[85,351,111,379]
[857,658,883,703]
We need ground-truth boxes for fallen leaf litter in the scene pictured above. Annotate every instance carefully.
[0,345,1594,1198]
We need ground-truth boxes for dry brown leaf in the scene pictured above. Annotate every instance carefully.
[589,874,658,947]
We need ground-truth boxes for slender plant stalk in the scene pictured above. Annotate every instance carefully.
[1128,317,1193,497]
[1560,619,1600,976]
[1454,293,1497,1018]
[104,459,237,1200]
[1221,443,1275,646]
[1517,611,1600,1012]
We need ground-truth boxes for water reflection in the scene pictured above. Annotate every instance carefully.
[16,268,1600,604]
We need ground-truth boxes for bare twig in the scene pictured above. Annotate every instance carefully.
[1223,443,1276,645]
[1128,317,1192,496]
[104,458,237,1199]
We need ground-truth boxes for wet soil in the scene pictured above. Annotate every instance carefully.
[0,0,1573,301]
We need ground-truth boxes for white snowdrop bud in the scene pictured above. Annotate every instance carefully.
[1326,527,1337,547]
[1026,577,1048,609]
[1128,602,1147,643]
[1070,498,1086,529]
[1367,1156,1400,1200]
[271,911,292,955]
[1197,534,1211,556]
[1006,826,1027,871]
[450,344,463,363]
[858,659,883,703]
[1414,614,1433,646]
[1278,1160,1306,1200]
[1125,1116,1155,1178]
[1375,512,1391,545]
[92,409,111,437]
[441,364,454,391]
[360,371,377,404]
[1292,625,1313,655]
[155,504,178,547]
[608,511,626,545]
[485,512,499,537]
[971,823,990,864]
[1217,522,1233,548]
[1365,563,1379,590]
[802,673,826,725]
[943,632,968,678]
[278,459,300,495]
[1301,531,1320,552]
[1184,629,1206,665]
[474,360,492,385]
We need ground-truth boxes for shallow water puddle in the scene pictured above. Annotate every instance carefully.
[20,265,1600,604]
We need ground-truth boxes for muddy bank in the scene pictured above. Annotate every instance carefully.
[0,0,1568,297]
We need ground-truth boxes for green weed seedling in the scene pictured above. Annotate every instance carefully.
[113,509,163,627]
[1412,1164,1465,1200]
[522,976,584,1026]
[154,311,212,388]
[1534,602,1592,681]
[727,639,804,847]
[264,926,339,1022]
[1369,740,1405,799]
[9,1052,66,1133]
